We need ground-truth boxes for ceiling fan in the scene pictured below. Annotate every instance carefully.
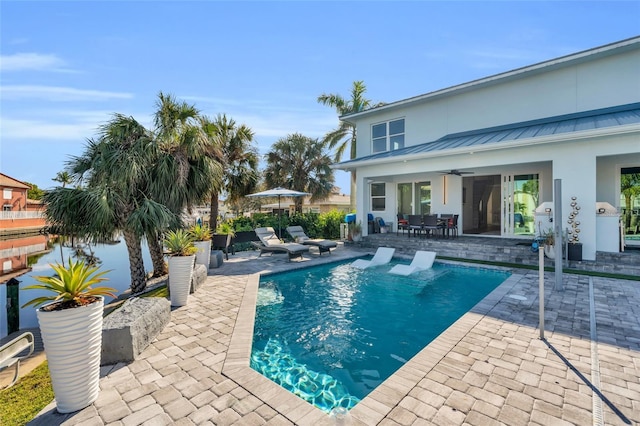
[439,169,474,176]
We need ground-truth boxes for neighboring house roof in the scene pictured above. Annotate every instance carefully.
[337,103,640,168]
[341,36,640,122]
[0,173,30,190]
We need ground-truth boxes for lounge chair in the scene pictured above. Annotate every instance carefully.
[351,247,395,269]
[252,227,310,261]
[388,250,436,276]
[286,226,337,255]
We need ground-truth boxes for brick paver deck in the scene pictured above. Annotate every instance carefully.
[29,244,640,425]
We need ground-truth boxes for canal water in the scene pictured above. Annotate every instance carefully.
[0,234,152,338]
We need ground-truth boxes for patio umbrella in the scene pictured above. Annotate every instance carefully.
[246,187,310,238]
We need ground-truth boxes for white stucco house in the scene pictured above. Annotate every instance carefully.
[334,36,640,261]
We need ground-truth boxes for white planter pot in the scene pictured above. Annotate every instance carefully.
[544,244,555,259]
[352,233,362,242]
[36,297,104,413]
[193,240,211,268]
[168,255,195,307]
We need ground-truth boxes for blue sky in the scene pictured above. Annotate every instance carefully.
[1,1,639,194]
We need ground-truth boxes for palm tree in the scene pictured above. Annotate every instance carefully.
[49,115,174,293]
[147,93,222,276]
[264,133,334,213]
[200,114,259,230]
[52,171,73,188]
[318,80,382,209]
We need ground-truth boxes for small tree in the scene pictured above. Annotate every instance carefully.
[24,182,44,200]
[264,134,334,213]
[318,81,383,210]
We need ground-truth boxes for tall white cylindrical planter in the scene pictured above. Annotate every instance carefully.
[36,297,104,413]
[168,255,195,307]
[193,240,211,268]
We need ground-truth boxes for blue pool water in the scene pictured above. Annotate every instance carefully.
[250,260,510,413]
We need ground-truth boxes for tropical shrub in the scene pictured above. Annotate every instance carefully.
[22,259,116,310]
[189,223,212,241]
[318,209,345,239]
[164,229,198,256]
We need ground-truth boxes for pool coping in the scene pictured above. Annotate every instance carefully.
[223,257,525,425]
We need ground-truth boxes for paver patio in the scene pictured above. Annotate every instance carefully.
[28,244,640,425]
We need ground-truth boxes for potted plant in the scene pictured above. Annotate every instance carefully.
[543,228,555,259]
[212,222,236,260]
[350,221,363,242]
[189,223,212,268]
[22,259,116,413]
[567,196,582,261]
[164,229,197,307]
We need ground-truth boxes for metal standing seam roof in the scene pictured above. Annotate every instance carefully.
[337,103,640,167]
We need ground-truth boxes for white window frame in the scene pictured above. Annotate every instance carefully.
[3,189,12,200]
[370,182,386,211]
[371,118,405,154]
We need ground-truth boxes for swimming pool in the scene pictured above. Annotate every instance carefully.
[250,259,510,413]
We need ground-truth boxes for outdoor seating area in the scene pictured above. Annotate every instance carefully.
[251,226,310,261]
[286,226,337,255]
[398,213,459,239]
[388,250,436,276]
[350,246,395,269]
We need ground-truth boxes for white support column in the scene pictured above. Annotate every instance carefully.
[552,152,597,261]
[357,175,369,237]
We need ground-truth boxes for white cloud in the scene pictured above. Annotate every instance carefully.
[0,52,71,72]
[0,117,101,140]
[1,85,134,102]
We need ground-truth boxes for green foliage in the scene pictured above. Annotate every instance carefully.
[215,221,236,236]
[288,213,322,238]
[163,229,197,256]
[24,182,44,200]
[228,210,345,241]
[230,215,254,232]
[318,81,382,162]
[200,113,259,230]
[22,258,116,308]
[52,171,74,188]
[263,133,334,213]
[0,361,54,426]
[141,287,168,298]
[189,223,212,241]
[245,213,285,230]
[318,209,345,239]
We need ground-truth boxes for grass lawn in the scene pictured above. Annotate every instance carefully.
[0,361,53,426]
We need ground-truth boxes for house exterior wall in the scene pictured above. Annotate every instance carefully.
[355,48,640,159]
[344,39,640,261]
[1,186,27,211]
[0,174,46,234]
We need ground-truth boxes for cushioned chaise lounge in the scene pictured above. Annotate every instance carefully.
[286,226,338,255]
[351,247,395,269]
[252,227,310,261]
[388,250,436,276]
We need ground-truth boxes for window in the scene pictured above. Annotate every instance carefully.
[3,204,11,211]
[371,183,386,211]
[371,119,404,153]
[3,189,12,200]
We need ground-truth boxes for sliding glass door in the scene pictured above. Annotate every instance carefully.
[502,174,538,237]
